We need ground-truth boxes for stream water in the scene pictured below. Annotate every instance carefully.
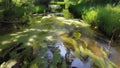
[41,15,120,68]
[99,42,120,67]
[94,33,120,67]
[44,41,92,68]
[0,14,120,68]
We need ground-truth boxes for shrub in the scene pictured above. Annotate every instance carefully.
[34,5,46,13]
[69,3,120,38]
[82,8,98,23]
[69,3,90,18]
[97,5,120,36]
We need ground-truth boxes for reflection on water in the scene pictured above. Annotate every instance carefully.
[53,41,92,68]
[79,36,120,68]
[94,35,120,68]
[71,57,91,68]
[53,41,67,58]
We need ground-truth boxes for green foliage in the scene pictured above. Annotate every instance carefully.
[69,3,90,18]
[34,5,46,13]
[0,0,36,32]
[34,0,50,6]
[82,8,98,23]
[70,3,120,37]
[80,0,120,5]
[97,5,120,36]
[63,9,73,18]
[73,31,81,40]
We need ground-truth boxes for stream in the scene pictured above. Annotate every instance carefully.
[94,32,120,67]
[0,14,120,68]
[44,34,120,68]
[44,40,92,68]
[40,15,120,68]
[99,42,120,67]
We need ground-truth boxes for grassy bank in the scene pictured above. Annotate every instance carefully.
[69,3,120,39]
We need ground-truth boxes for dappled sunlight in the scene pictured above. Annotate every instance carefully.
[45,36,54,41]
[0,49,2,52]
[40,16,115,66]
[28,35,37,42]
[23,29,30,33]
[15,35,24,39]
[26,35,38,46]
[0,14,118,68]
[10,33,19,36]
[56,16,90,27]
[36,20,41,23]
[12,39,18,42]
[1,40,12,45]
[29,38,35,42]
[26,42,32,46]
[11,32,24,36]
[0,59,17,68]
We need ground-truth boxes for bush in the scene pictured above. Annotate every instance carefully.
[69,3,120,38]
[34,5,46,13]
[69,3,90,18]
[82,8,98,23]
[80,0,120,5]
[97,5,120,36]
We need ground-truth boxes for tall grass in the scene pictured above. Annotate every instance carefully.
[97,5,120,36]
[70,3,120,37]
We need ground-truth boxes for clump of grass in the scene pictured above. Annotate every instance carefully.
[97,4,120,36]
[71,3,120,37]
